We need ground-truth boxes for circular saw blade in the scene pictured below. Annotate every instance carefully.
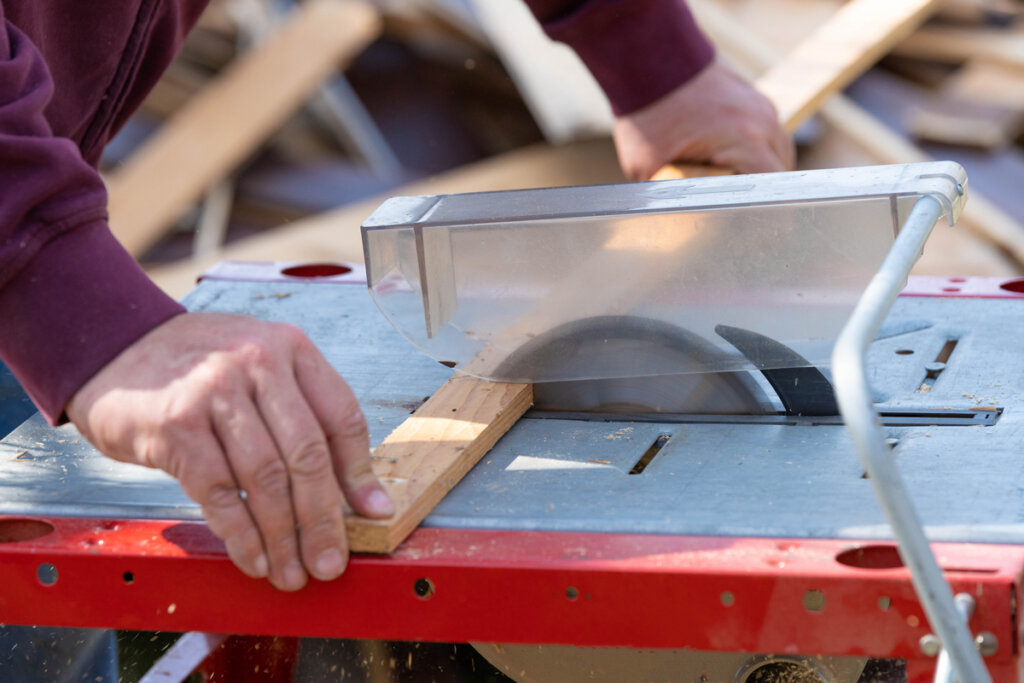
[495,316,769,414]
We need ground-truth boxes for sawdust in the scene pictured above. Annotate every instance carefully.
[249,292,293,300]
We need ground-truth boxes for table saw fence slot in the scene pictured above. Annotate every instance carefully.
[524,406,1001,427]
[916,338,960,393]
[627,434,671,475]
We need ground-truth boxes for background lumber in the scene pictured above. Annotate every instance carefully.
[106,0,380,257]
[756,0,944,133]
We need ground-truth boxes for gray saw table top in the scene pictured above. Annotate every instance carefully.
[1,276,1021,544]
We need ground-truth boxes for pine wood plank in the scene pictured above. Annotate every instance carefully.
[106,0,380,257]
[757,0,942,133]
[346,377,533,553]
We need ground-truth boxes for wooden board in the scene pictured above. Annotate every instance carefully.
[945,59,1024,110]
[906,60,1024,150]
[755,0,943,133]
[106,0,381,257]
[907,97,1024,149]
[892,24,1024,71]
[346,377,533,553]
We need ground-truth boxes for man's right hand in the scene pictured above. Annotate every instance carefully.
[66,311,394,591]
[612,58,795,181]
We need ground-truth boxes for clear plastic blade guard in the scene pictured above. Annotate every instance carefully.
[360,162,966,383]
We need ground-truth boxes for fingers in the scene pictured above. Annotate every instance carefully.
[292,338,395,520]
[211,393,309,591]
[169,429,270,582]
[251,373,353,590]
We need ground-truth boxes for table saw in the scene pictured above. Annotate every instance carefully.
[1,163,1023,682]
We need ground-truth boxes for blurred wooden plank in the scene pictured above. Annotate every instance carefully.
[945,60,1024,109]
[757,0,943,132]
[107,0,381,257]
[892,24,1024,70]
[907,98,1023,149]
[906,60,1024,149]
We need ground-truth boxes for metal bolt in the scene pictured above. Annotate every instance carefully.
[920,634,941,657]
[925,361,947,373]
[975,632,999,657]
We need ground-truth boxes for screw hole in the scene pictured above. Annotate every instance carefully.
[123,571,135,585]
[565,586,579,601]
[36,562,58,586]
[895,348,914,355]
[413,577,435,600]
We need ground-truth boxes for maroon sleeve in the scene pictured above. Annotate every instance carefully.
[524,0,715,115]
[0,11,184,424]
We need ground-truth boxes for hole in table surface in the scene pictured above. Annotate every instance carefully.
[836,545,904,570]
[280,263,352,278]
[0,518,55,543]
[1000,278,1024,294]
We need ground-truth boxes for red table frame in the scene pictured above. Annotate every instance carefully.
[0,516,1022,681]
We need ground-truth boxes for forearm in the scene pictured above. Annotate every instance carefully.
[0,12,184,423]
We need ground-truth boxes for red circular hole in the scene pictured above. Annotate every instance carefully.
[0,518,55,543]
[836,545,904,570]
[999,278,1024,294]
[280,263,352,278]
[941,287,961,293]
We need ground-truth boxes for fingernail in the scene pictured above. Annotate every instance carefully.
[315,548,346,580]
[254,554,269,578]
[368,489,395,516]
[283,561,306,591]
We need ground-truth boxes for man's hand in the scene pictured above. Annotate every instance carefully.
[66,312,394,591]
[612,59,795,181]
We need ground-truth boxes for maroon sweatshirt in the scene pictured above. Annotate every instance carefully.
[0,0,713,424]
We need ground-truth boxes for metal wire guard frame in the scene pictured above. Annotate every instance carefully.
[832,195,991,683]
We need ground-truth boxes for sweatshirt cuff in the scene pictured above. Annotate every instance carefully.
[541,0,715,115]
[0,219,185,424]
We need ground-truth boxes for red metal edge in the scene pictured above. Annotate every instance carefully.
[0,517,1019,671]
[903,275,1024,298]
[197,261,366,285]
[192,267,1024,300]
